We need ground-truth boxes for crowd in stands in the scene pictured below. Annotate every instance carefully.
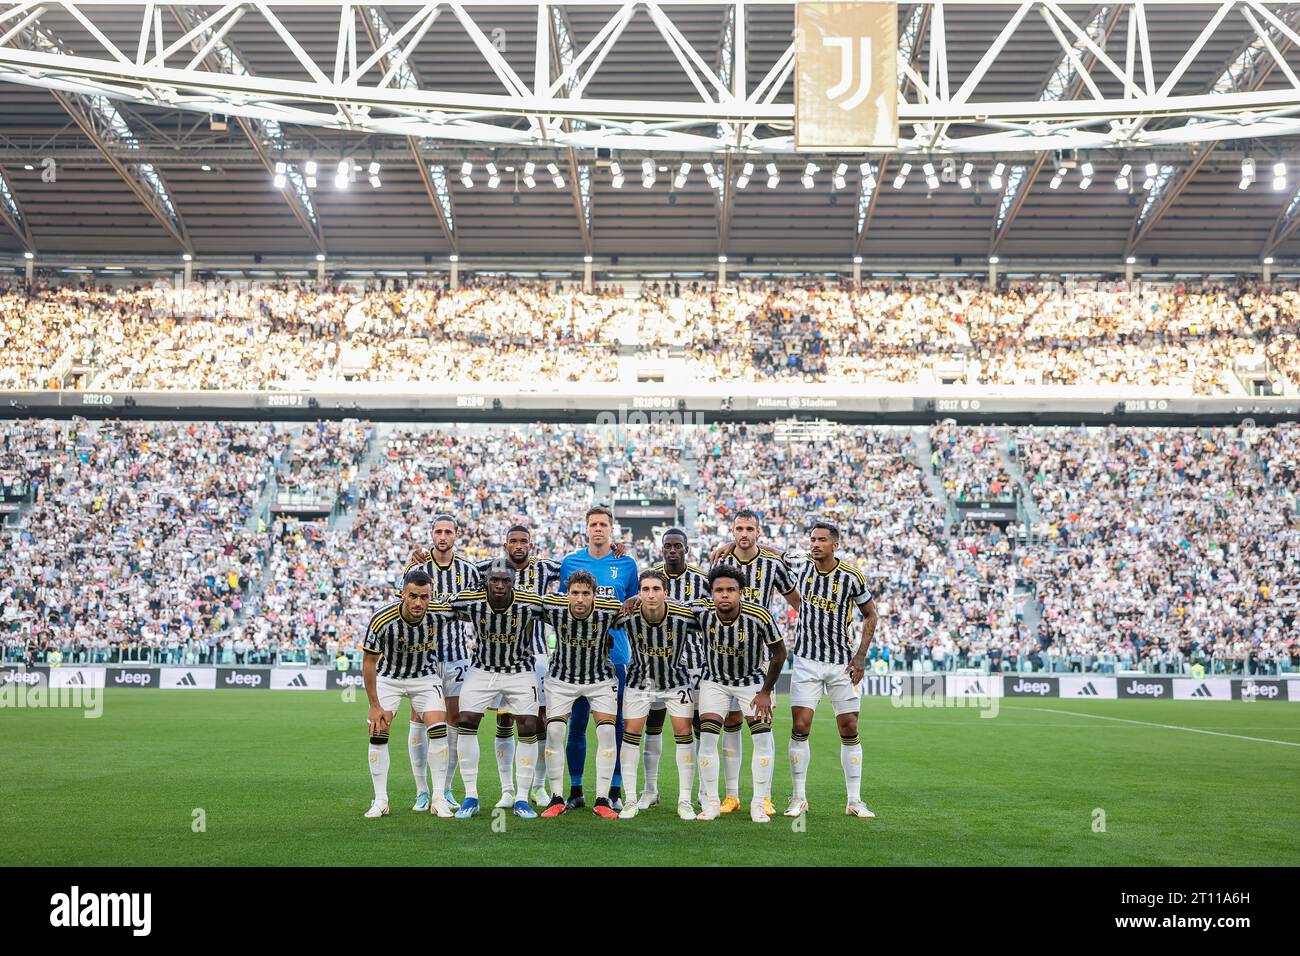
[3,419,1297,676]
[3,276,1299,393]
[0,420,285,664]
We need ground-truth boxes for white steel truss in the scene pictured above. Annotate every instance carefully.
[3,2,1300,156]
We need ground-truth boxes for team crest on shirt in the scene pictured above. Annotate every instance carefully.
[611,568,618,579]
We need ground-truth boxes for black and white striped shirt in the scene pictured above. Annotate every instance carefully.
[479,557,562,655]
[792,559,873,665]
[538,595,623,685]
[649,562,710,604]
[729,547,797,614]
[616,601,700,692]
[408,553,482,664]
[690,600,783,688]
[428,589,545,675]
[363,601,440,680]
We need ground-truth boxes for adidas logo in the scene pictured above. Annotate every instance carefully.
[1076,682,1099,696]
[1191,683,1214,698]
[289,673,309,688]
[66,671,85,686]
[177,672,198,687]
[965,681,984,695]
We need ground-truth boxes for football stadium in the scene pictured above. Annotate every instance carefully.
[0,0,1298,903]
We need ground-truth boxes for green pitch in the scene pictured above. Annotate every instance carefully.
[3,690,1298,866]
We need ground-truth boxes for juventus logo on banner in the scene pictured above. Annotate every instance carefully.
[795,2,898,149]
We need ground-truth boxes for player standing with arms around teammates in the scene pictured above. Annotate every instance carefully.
[615,569,704,821]
[362,570,456,819]
[425,560,546,820]
[558,506,639,811]
[476,526,562,810]
[692,565,787,823]
[640,529,709,811]
[710,510,800,816]
[405,514,481,811]
[533,572,625,818]
[785,522,879,820]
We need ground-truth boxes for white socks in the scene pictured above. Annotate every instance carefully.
[643,723,664,794]
[750,724,775,806]
[723,724,743,799]
[841,733,863,804]
[515,732,538,800]
[456,728,480,799]
[408,720,429,795]
[426,723,449,797]
[545,718,567,797]
[444,725,460,794]
[596,720,618,801]
[674,732,696,803]
[617,727,640,805]
[789,733,810,801]
[698,721,722,808]
[368,731,391,802]
[495,722,516,794]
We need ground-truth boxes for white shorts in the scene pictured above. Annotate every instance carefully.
[698,679,768,720]
[441,659,470,698]
[625,685,694,720]
[790,657,861,715]
[546,676,618,720]
[377,675,444,717]
[460,668,538,718]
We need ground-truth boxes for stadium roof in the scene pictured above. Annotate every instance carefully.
[3,1,1300,265]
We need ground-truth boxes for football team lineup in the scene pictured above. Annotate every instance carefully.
[362,505,879,824]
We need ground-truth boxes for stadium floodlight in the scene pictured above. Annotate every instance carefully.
[1274,162,1287,191]
[461,174,474,188]
[334,159,350,190]
[1240,158,1256,190]
[765,162,779,188]
[274,161,287,175]
[1264,255,1275,264]
[610,161,624,189]
[1081,162,1094,178]
[988,255,999,264]
[273,172,287,189]
[1145,162,1158,178]
[583,255,593,263]
[182,253,192,262]
[200,164,212,172]
[370,174,382,189]
[1125,255,1136,264]
[461,161,473,177]
[1079,175,1092,190]
[369,162,381,176]
[1115,163,1131,191]
[305,160,318,177]
[718,255,727,263]
[801,161,818,189]
[923,162,939,190]
[736,161,753,189]
[1049,168,1065,190]
[25,251,36,259]
[675,162,691,188]
[989,162,1005,191]
[853,255,862,264]
[449,254,458,262]
[315,253,325,262]
[523,161,536,188]
[832,162,849,190]
[642,158,656,188]
[893,162,911,189]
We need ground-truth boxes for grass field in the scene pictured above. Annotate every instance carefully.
[3,689,1299,866]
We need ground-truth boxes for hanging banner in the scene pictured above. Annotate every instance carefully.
[795,2,898,149]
